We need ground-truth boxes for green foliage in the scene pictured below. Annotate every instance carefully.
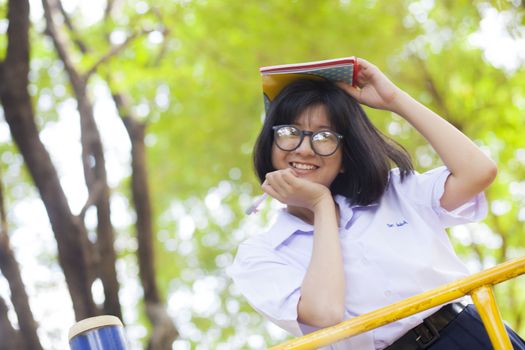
[2,0,525,348]
[0,1,7,60]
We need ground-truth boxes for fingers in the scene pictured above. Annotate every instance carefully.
[355,58,381,84]
[356,57,376,74]
[263,169,296,203]
[261,180,282,202]
[267,171,293,194]
[263,169,332,209]
[337,81,361,99]
[356,57,370,67]
[356,57,371,83]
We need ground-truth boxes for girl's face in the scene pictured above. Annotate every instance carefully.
[271,104,343,188]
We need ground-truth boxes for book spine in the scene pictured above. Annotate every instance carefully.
[352,57,359,86]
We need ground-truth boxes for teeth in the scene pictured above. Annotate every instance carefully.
[291,162,317,170]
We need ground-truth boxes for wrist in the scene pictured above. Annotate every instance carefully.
[388,89,413,115]
[311,191,335,214]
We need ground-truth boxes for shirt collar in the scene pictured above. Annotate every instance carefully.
[266,208,313,249]
[334,194,379,210]
[266,195,379,249]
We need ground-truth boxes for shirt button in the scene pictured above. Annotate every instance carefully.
[384,290,392,297]
[361,257,368,264]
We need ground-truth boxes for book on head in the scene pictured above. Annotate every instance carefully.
[259,56,359,113]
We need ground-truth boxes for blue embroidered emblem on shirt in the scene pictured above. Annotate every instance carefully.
[387,219,408,228]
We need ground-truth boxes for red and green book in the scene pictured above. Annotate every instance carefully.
[260,56,360,112]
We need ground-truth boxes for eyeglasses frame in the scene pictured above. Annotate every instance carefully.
[272,125,343,157]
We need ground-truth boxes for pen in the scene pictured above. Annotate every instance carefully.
[245,193,268,215]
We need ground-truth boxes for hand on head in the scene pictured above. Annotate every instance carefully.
[337,58,403,111]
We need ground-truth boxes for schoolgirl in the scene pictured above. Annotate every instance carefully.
[228,58,524,349]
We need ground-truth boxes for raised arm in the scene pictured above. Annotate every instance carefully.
[339,58,497,211]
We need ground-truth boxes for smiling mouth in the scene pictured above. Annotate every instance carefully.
[290,162,319,170]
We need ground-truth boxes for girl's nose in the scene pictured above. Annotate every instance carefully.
[293,136,315,156]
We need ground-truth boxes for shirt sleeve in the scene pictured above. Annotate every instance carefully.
[227,241,306,336]
[393,166,488,228]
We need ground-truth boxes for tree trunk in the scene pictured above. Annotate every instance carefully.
[41,0,122,319]
[115,93,179,350]
[0,0,97,320]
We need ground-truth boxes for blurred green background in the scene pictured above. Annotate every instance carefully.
[1,0,524,349]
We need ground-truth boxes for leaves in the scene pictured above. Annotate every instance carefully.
[1,0,525,348]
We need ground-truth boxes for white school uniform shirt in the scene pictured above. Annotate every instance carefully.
[228,166,487,350]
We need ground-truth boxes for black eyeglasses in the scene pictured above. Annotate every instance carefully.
[272,125,343,156]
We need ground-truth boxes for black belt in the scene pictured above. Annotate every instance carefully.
[385,302,466,350]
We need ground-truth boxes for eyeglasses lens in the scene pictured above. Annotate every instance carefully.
[312,131,339,156]
[275,126,301,150]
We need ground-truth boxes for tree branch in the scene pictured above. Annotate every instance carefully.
[412,56,464,131]
[104,0,119,21]
[149,7,170,66]
[56,0,88,54]
[103,5,179,345]
[42,0,122,319]
[84,30,152,80]
[0,296,23,350]
[0,175,43,350]
[78,180,105,220]
[41,0,85,92]
[113,92,178,349]
[118,100,158,304]
[57,0,150,81]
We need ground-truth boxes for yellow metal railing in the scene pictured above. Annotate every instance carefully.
[270,256,525,350]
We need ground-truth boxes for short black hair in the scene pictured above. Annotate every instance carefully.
[253,78,413,205]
